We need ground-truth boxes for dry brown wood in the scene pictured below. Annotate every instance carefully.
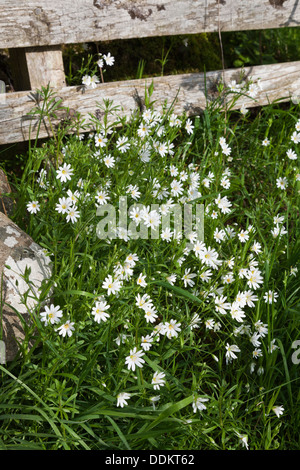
[1,61,299,145]
[9,46,66,91]
[0,0,299,49]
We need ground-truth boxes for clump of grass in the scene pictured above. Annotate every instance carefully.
[0,71,300,450]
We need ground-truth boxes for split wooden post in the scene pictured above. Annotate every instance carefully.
[9,45,66,91]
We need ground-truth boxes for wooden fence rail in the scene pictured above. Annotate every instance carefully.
[1,0,300,145]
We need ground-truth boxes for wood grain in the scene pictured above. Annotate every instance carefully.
[9,46,66,91]
[0,0,299,49]
[1,61,300,145]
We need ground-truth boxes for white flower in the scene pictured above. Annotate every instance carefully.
[251,241,262,254]
[272,405,284,418]
[82,74,92,87]
[250,332,261,348]
[127,184,141,201]
[161,227,173,242]
[103,154,115,168]
[189,313,201,330]
[95,189,110,205]
[56,320,75,338]
[268,339,279,353]
[222,271,235,284]
[291,131,300,143]
[27,201,40,214]
[91,300,110,323]
[103,52,115,66]
[286,149,297,160]
[262,138,270,146]
[66,207,80,223]
[116,392,130,408]
[164,319,181,339]
[230,302,246,322]
[215,295,231,315]
[182,268,197,288]
[214,227,226,243]
[56,163,74,183]
[237,433,249,450]
[238,230,249,243]
[67,189,80,205]
[40,304,63,325]
[246,268,264,290]
[116,136,130,153]
[244,290,258,307]
[290,266,298,277]
[252,348,263,359]
[137,273,147,287]
[276,177,288,190]
[151,371,166,390]
[192,396,209,413]
[170,179,184,197]
[125,347,145,371]
[254,320,268,337]
[102,275,122,295]
[97,58,104,68]
[135,293,152,309]
[137,122,149,138]
[89,75,100,88]
[55,197,72,214]
[205,318,215,330]
[263,290,278,304]
[144,305,158,324]
[95,133,108,148]
[141,335,153,351]
[199,246,222,270]
[240,103,248,115]
[82,74,99,88]
[225,343,241,363]
[166,273,177,285]
[185,118,194,135]
[215,194,232,214]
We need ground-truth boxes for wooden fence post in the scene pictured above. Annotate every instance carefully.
[9,45,66,91]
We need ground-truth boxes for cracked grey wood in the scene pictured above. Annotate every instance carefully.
[0,0,299,48]
[1,61,300,144]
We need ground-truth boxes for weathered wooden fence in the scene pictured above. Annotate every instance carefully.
[1,0,300,145]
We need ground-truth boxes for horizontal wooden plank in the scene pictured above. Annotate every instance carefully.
[1,0,300,49]
[1,61,300,145]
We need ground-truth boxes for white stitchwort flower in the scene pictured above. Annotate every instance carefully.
[137,273,147,287]
[182,268,197,288]
[27,201,40,214]
[116,392,131,408]
[40,304,63,325]
[192,396,209,413]
[66,207,80,223]
[151,371,166,390]
[263,290,278,304]
[56,320,75,338]
[164,319,181,338]
[95,133,108,148]
[91,300,110,323]
[225,343,241,363]
[103,52,115,66]
[56,163,74,183]
[125,347,145,371]
[272,405,284,418]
